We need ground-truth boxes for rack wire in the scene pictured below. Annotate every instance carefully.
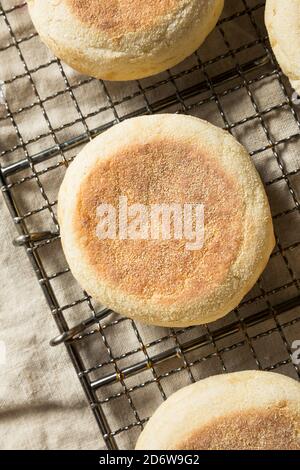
[1,0,300,450]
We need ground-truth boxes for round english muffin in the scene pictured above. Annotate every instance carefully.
[58,114,275,327]
[27,0,224,81]
[265,0,300,94]
[136,371,300,450]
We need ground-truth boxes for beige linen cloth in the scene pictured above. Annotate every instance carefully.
[1,0,300,450]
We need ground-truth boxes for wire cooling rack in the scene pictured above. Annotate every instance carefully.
[1,0,300,450]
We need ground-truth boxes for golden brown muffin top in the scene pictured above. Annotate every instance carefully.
[178,405,300,450]
[67,0,179,35]
[74,139,243,303]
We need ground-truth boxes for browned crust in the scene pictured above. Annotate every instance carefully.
[178,405,300,450]
[66,0,178,35]
[74,139,243,304]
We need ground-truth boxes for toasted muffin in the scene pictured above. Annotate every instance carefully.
[27,0,224,80]
[136,371,300,450]
[266,0,300,94]
[58,114,274,327]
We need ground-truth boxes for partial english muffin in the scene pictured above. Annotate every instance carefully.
[27,0,224,81]
[58,114,274,327]
[136,371,300,450]
[265,0,300,94]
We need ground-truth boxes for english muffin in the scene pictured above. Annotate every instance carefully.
[58,114,275,327]
[27,0,224,80]
[265,0,300,94]
[136,371,300,450]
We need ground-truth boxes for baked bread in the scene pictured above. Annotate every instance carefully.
[265,0,300,94]
[136,371,300,450]
[58,114,275,327]
[27,0,224,81]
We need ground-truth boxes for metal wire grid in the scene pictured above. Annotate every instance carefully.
[1,0,300,450]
